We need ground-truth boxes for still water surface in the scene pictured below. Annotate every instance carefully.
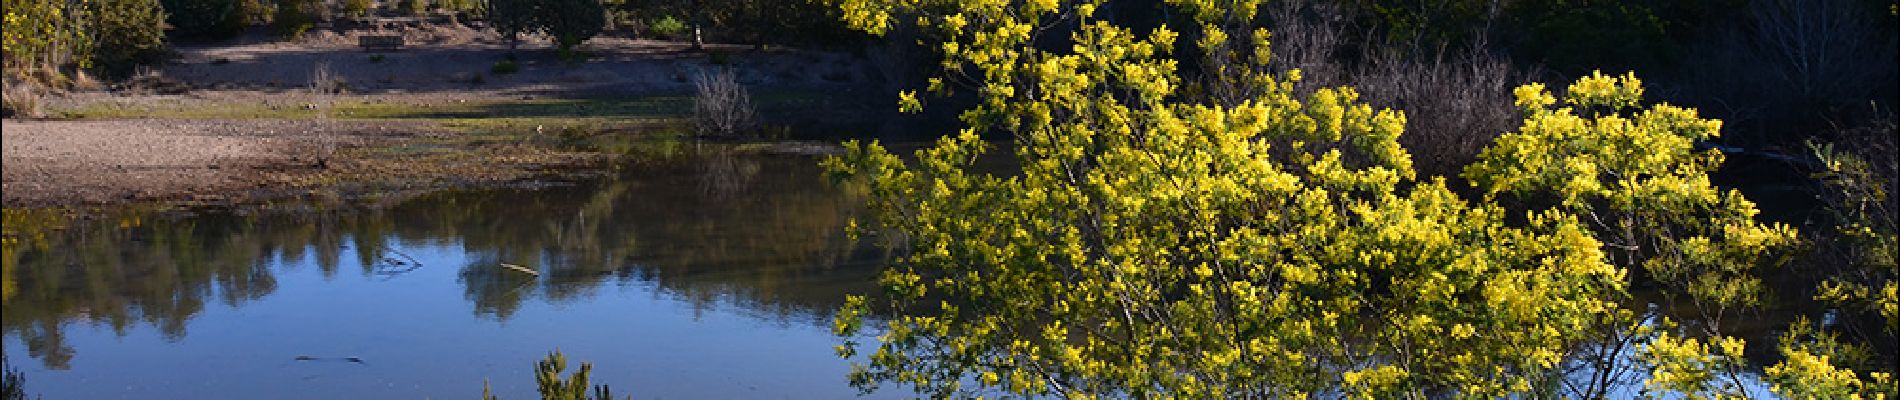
[2,148,892,399]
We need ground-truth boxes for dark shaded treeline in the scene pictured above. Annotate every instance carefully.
[1090,0,1899,152]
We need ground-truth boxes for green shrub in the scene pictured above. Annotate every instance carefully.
[397,0,428,16]
[88,0,169,76]
[231,0,262,28]
[491,59,520,74]
[2,0,89,70]
[438,0,481,17]
[270,0,316,38]
[340,0,372,18]
[646,15,686,39]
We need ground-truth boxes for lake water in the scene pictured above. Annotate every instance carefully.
[2,147,896,399]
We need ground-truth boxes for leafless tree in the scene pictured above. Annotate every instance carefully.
[1678,0,1898,143]
[309,62,345,167]
[693,68,757,138]
[1354,44,1532,179]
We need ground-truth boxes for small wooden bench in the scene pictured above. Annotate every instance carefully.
[358,35,403,52]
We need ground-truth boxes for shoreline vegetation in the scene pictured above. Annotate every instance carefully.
[3,29,891,212]
[3,91,861,210]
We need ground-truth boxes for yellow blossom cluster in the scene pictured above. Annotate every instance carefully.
[822,0,1886,398]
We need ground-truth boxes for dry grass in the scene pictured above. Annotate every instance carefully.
[116,66,191,95]
[70,70,105,91]
[2,76,45,118]
[309,62,348,95]
[692,68,757,138]
[1355,46,1530,180]
[1260,0,1532,179]
[1261,0,1353,90]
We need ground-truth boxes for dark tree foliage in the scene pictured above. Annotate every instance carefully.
[483,0,607,55]
[397,0,427,16]
[536,0,606,54]
[160,0,246,39]
[271,0,319,38]
[616,0,862,48]
[488,0,538,51]
[1349,0,1499,47]
[89,0,169,76]
[1504,0,1744,74]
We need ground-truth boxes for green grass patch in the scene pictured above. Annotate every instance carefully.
[491,59,520,74]
[57,99,325,119]
[56,88,858,121]
[53,96,700,128]
[336,97,693,120]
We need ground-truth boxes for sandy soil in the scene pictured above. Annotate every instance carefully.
[2,119,409,206]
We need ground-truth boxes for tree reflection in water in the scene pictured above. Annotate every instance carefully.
[0,146,880,369]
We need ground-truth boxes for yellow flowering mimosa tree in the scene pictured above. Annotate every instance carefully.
[823,0,1892,398]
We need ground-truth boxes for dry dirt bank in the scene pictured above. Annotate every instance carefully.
[1,118,608,207]
[2,25,900,208]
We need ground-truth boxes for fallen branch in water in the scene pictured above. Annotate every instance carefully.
[499,263,539,276]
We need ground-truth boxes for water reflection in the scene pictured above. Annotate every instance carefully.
[2,146,880,374]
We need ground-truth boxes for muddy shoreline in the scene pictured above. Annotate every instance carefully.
[1,116,617,209]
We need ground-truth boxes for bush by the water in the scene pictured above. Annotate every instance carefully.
[479,351,622,400]
[692,68,756,138]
